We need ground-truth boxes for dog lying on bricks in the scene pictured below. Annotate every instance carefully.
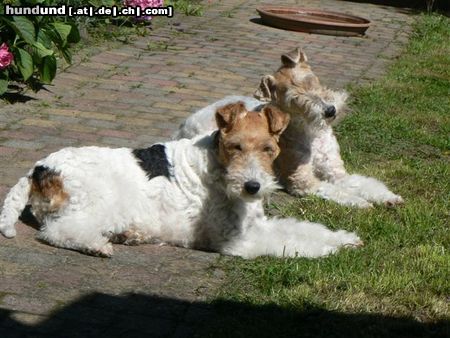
[175,48,403,208]
[0,102,362,258]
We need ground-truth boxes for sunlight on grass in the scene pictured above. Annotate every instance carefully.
[213,14,449,333]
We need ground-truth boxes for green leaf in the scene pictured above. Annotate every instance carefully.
[43,26,61,46]
[60,47,72,64]
[37,29,52,49]
[39,55,56,84]
[88,0,102,6]
[33,41,54,58]
[67,23,81,44]
[51,22,72,46]
[16,48,34,81]
[11,16,36,45]
[0,79,8,96]
[102,0,117,6]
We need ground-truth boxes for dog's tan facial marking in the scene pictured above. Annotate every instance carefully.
[255,48,319,106]
[276,53,319,97]
[30,166,69,213]
[215,102,290,198]
[254,47,346,125]
[216,103,289,173]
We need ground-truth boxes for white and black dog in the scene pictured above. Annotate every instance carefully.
[0,103,361,258]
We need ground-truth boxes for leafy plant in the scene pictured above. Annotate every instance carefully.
[0,0,81,95]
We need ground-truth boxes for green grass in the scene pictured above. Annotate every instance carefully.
[204,14,450,338]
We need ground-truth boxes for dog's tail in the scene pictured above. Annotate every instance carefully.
[0,177,31,238]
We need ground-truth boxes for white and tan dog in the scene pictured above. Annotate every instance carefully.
[176,48,403,208]
[0,103,361,258]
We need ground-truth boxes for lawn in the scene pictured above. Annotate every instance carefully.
[203,14,449,338]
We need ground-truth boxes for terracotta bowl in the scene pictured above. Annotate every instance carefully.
[256,6,370,36]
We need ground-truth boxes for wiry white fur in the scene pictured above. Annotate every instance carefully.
[174,96,262,139]
[0,177,30,238]
[224,154,280,200]
[283,84,348,128]
[175,95,403,208]
[0,134,362,258]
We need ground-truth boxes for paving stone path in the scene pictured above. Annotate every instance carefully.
[0,0,415,336]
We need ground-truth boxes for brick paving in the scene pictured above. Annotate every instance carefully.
[0,0,415,336]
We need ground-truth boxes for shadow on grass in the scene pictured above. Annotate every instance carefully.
[0,292,447,337]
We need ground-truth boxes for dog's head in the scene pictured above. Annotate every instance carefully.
[254,47,348,127]
[215,101,290,201]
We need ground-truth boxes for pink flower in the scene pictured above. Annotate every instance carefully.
[123,0,164,21]
[0,43,14,70]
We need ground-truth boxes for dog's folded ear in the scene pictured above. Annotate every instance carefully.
[254,75,277,102]
[299,50,308,63]
[215,101,247,133]
[262,105,290,138]
[281,47,307,66]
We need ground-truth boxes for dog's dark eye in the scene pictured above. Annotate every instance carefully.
[263,145,274,153]
[233,144,242,151]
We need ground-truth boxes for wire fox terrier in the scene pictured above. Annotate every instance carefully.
[176,48,403,208]
[0,103,362,258]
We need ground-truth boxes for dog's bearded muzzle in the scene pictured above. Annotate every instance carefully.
[224,158,279,201]
[284,89,340,126]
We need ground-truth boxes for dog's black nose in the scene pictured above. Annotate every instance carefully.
[244,181,261,195]
[324,105,336,118]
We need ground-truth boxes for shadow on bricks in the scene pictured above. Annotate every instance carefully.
[0,292,447,338]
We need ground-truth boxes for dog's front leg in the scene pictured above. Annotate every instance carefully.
[276,146,321,196]
[279,159,371,207]
[285,161,322,196]
[311,129,347,183]
[312,181,373,208]
[335,174,404,207]
[310,131,402,207]
[223,217,363,259]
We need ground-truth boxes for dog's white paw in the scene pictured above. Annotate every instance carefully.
[0,225,16,238]
[384,194,404,207]
[335,230,364,248]
[319,231,363,257]
[85,243,113,257]
[98,243,113,257]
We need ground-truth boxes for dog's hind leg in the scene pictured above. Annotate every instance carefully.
[38,215,114,257]
[335,174,403,207]
[0,177,31,238]
[223,218,363,259]
[110,228,156,246]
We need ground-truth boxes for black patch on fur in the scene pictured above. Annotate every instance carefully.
[211,130,220,149]
[31,165,57,188]
[133,144,172,180]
